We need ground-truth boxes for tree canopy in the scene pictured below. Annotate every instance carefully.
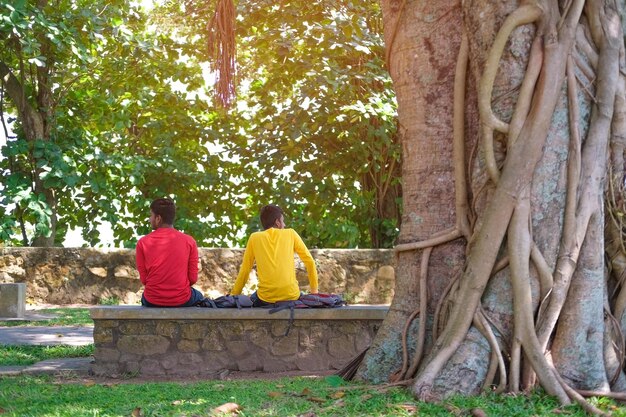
[0,0,400,248]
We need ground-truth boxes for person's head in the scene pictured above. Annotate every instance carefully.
[149,198,176,229]
[260,204,285,230]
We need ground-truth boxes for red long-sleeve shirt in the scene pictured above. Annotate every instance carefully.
[136,228,199,306]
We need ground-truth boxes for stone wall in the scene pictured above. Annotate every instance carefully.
[91,306,387,377]
[0,248,395,305]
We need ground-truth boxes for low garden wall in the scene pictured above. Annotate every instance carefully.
[90,305,388,377]
[0,248,395,305]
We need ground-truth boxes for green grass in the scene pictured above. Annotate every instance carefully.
[0,344,94,366]
[0,375,622,417]
[0,308,92,327]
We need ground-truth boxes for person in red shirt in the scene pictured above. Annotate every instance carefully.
[136,198,204,307]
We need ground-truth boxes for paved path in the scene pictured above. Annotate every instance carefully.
[0,322,94,376]
[0,326,93,346]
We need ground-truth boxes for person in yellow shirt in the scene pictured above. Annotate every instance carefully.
[231,204,318,306]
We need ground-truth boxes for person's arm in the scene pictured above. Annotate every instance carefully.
[293,230,318,294]
[231,237,255,295]
[187,239,199,286]
[136,240,148,285]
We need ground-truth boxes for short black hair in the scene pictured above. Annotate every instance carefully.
[151,198,176,225]
[260,204,283,230]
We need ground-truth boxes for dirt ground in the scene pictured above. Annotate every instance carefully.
[27,303,95,310]
[55,369,337,385]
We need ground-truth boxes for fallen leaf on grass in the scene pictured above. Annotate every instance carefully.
[329,391,345,399]
[212,402,240,415]
[297,412,317,417]
[300,388,312,396]
[131,407,143,417]
[320,399,345,412]
[444,404,463,416]
[307,397,327,404]
[324,375,344,387]
[267,391,283,398]
[360,394,373,401]
[471,408,487,417]
[397,403,418,413]
[0,408,6,414]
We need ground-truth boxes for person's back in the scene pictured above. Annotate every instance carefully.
[136,198,203,307]
[231,204,318,304]
[137,227,198,306]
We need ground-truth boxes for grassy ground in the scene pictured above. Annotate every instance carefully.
[0,374,620,417]
[0,307,92,327]
[0,308,623,416]
[0,307,95,366]
[0,344,94,366]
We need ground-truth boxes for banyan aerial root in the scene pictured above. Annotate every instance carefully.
[387,0,625,415]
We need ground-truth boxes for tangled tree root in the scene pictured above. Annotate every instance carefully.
[375,0,626,414]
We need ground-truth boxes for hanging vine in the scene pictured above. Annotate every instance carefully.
[207,0,236,107]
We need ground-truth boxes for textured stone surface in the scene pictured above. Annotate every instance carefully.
[140,359,163,375]
[0,283,26,318]
[94,347,120,362]
[237,354,262,371]
[225,340,250,358]
[296,350,330,371]
[92,309,386,377]
[202,328,225,351]
[328,335,355,359]
[161,355,179,370]
[156,322,179,338]
[263,358,292,372]
[181,323,206,340]
[355,329,374,352]
[117,335,170,355]
[120,322,154,335]
[270,333,299,356]
[93,327,113,344]
[1,248,395,305]
[92,305,390,320]
[177,339,200,352]
[178,352,203,365]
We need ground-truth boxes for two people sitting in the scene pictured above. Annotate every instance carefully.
[137,198,318,308]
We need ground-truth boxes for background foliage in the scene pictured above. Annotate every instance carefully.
[0,0,400,248]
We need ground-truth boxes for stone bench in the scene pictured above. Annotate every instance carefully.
[0,283,26,318]
[90,305,388,378]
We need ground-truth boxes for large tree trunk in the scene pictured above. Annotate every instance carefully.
[356,0,466,382]
[358,0,626,410]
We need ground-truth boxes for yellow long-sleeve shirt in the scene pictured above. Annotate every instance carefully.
[231,228,318,302]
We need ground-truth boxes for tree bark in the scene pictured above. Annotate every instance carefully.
[359,0,626,409]
[356,0,466,382]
